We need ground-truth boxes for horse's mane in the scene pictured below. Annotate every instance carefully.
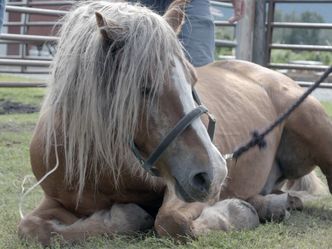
[40,1,184,200]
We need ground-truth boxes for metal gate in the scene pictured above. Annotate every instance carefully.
[0,0,331,87]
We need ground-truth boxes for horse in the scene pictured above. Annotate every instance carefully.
[18,0,332,246]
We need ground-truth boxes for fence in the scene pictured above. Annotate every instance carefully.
[0,0,331,87]
[265,0,332,72]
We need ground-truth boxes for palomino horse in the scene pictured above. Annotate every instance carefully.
[19,0,332,245]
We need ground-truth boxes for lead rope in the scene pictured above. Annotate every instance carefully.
[226,65,332,161]
[19,129,60,219]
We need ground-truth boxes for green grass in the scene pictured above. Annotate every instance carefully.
[0,88,45,107]
[270,50,332,65]
[0,74,42,83]
[0,88,332,248]
[322,101,332,117]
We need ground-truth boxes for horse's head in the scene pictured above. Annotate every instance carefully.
[46,0,226,202]
[93,0,227,202]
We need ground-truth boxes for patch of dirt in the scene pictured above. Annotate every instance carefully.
[0,122,36,133]
[0,101,39,115]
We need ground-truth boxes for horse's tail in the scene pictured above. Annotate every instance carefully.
[283,171,328,196]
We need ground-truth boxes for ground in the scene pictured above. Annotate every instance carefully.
[0,83,332,249]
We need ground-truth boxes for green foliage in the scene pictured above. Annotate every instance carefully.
[215,47,234,59]
[215,26,235,41]
[322,101,332,117]
[214,26,236,59]
[271,50,332,65]
[273,11,329,45]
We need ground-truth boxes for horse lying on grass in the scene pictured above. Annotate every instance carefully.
[18,0,332,246]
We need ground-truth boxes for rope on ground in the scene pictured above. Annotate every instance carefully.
[19,129,60,219]
[227,65,332,161]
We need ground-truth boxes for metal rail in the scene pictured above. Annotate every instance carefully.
[271,22,332,29]
[270,0,332,3]
[4,21,61,27]
[0,33,58,43]
[7,1,74,6]
[0,55,52,60]
[6,6,67,16]
[0,59,51,67]
[215,39,237,47]
[270,44,332,52]
[268,63,330,71]
[297,81,332,89]
[214,21,236,27]
[0,82,47,87]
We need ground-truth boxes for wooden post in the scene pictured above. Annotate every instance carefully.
[235,0,256,61]
[252,0,267,66]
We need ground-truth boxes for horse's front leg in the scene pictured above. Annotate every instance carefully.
[19,196,154,246]
[191,199,259,236]
[155,188,259,240]
[154,188,206,240]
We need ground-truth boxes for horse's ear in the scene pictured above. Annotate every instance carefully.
[95,12,123,41]
[163,0,187,34]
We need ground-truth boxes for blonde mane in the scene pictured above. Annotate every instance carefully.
[40,1,184,200]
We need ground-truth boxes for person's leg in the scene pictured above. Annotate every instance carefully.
[130,0,215,67]
[129,0,172,14]
[179,0,215,67]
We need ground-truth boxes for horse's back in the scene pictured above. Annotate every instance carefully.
[196,60,332,196]
[201,60,322,116]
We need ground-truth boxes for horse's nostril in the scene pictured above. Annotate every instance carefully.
[191,172,211,193]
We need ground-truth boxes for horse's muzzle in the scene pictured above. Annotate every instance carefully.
[174,170,212,202]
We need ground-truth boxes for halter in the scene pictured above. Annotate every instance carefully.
[131,89,216,176]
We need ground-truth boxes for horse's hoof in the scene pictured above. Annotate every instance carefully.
[192,198,260,235]
[287,193,304,211]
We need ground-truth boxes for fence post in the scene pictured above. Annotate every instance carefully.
[235,0,255,61]
[252,0,267,66]
[265,0,275,66]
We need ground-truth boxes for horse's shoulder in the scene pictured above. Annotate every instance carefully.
[197,60,307,117]
[207,60,263,72]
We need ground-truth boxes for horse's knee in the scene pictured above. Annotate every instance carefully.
[155,210,194,241]
[18,215,54,246]
[106,203,154,233]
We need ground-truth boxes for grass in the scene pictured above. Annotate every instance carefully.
[322,101,332,117]
[0,87,332,249]
[0,88,45,107]
[0,74,43,83]
[270,50,332,66]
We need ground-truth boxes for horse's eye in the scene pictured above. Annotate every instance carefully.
[141,86,151,96]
